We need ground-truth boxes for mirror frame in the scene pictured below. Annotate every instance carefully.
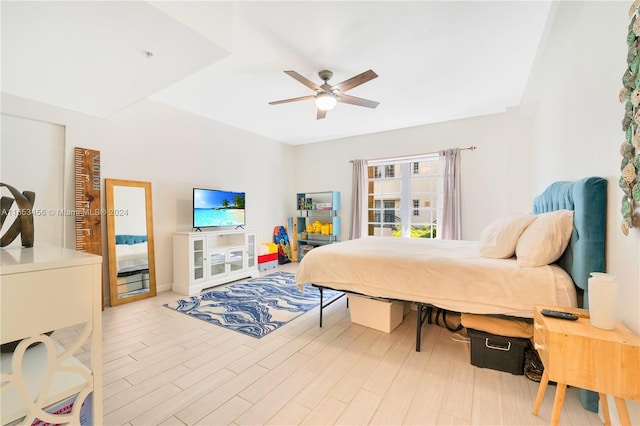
[105,178,157,306]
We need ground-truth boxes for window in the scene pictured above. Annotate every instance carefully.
[367,155,441,239]
[373,200,397,226]
[375,165,395,178]
[385,165,395,178]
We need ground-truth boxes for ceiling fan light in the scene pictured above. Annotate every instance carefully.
[316,93,337,110]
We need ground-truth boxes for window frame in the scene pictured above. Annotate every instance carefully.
[366,154,442,239]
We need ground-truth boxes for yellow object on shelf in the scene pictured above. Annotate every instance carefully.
[304,221,335,236]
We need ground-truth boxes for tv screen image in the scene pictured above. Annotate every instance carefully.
[193,189,245,228]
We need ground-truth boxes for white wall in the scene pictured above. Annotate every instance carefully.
[518,4,639,420]
[113,186,147,235]
[518,1,639,336]
[293,112,515,241]
[1,93,294,304]
[1,114,65,246]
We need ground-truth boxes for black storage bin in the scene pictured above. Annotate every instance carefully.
[468,328,529,375]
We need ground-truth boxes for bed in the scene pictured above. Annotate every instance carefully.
[295,176,607,351]
[115,234,150,297]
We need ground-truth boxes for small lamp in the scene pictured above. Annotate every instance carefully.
[316,93,337,111]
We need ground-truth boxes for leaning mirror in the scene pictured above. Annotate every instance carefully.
[105,179,157,306]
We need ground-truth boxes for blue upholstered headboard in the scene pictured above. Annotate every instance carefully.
[532,177,607,308]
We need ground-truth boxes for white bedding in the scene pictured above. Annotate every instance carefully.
[115,242,148,274]
[295,237,577,318]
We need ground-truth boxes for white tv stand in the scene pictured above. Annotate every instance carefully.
[173,229,259,296]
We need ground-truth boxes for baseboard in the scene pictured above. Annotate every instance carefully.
[157,283,173,293]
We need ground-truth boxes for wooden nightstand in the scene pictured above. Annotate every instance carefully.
[531,305,640,425]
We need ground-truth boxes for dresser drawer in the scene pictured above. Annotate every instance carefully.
[533,311,549,367]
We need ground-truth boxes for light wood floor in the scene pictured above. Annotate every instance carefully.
[94,263,602,425]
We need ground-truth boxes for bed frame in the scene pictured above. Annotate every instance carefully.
[313,176,607,353]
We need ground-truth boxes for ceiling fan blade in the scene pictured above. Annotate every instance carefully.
[316,108,327,120]
[268,95,315,105]
[284,70,321,91]
[337,94,380,109]
[332,69,378,93]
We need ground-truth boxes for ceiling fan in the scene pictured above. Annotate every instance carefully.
[269,69,379,119]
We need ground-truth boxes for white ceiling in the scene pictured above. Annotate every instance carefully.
[1,1,552,145]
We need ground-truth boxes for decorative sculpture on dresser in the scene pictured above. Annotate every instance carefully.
[0,182,35,247]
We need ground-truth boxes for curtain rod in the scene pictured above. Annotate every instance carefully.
[350,145,477,163]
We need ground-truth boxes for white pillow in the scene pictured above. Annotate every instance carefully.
[478,214,536,259]
[516,210,574,267]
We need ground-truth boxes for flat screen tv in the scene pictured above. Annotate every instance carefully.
[193,188,245,229]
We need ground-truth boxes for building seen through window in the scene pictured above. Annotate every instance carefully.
[367,154,441,238]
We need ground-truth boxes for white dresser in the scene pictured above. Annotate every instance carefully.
[1,244,102,425]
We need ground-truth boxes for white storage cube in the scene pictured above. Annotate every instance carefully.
[348,295,405,333]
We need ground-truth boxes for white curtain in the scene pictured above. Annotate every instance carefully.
[349,159,367,239]
[439,148,461,240]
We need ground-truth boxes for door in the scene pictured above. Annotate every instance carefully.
[191,236,206,284]
[228,247,244,273]
[208,248,227,279]
[245,232,257,269]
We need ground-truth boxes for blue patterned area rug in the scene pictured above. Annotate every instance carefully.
[164,271,341,338]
